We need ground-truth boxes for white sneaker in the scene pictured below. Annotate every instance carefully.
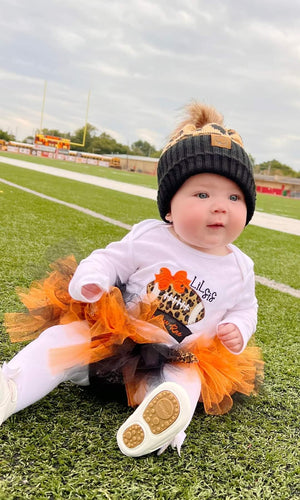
[117,382,191,457]
[0,365,17,424]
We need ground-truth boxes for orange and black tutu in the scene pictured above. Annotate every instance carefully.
[4,256,263,415]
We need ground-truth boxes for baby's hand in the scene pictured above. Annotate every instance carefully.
[217,323,243,353]
[81,283,103,300]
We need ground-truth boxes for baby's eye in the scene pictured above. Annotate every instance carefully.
[197,192,209,199]
[229,194,240,201]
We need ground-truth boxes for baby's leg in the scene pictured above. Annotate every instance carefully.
[157,363,201,454]
[162,363,201,425]
[1,321,90,418]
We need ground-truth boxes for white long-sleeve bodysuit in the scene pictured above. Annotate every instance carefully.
[69,219,257,353]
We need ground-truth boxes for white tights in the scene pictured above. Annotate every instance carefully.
[3,322,201,423]
[3,321,90,412]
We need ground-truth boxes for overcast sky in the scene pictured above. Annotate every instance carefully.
[1,0,299,170]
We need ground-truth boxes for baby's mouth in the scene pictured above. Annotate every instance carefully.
[207,223,224,228]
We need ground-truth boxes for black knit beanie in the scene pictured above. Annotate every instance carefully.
[157,121,256,225]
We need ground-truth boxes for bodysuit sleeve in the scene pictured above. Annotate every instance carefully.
[68,219,159,302]
[218,265,257,354]
[68,228,136,302]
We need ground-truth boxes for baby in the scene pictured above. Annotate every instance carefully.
[1,102,262,457]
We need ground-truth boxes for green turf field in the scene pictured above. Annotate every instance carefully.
[0,159,299,499]
[1,151,299,220]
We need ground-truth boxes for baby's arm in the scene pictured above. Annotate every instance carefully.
[217,323,243,353]
[216,259,257,354]
[68,226,138,303]
[68,257,110,302]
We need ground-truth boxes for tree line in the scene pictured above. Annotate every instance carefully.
[253,159,300,178]
[0,125,299,177]
[0,124,162,158]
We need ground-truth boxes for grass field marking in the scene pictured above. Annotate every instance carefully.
[1,155,300,235]
[251,211,300,236]
[255,275,300,298]
[1,177,299,299]
[0,177,132,230]
[0,155,157,201]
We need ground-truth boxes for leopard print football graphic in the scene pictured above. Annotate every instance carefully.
[147,267,205,327]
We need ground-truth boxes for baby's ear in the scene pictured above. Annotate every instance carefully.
[165,213,173,223]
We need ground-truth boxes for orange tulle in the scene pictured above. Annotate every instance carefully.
[124,338,264,413]
[187,337,264,414]
[4,256,172,370]
[4,256,264,415]
[5,256,80,342]
[48,291,172,374]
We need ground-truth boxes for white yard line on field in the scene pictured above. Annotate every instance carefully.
[0,156,156,200]
[0,178,132,231]
[1,176,299,299]
[255,275,300,298]
[0,155,300,236]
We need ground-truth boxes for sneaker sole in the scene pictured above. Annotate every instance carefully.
[117,382,191,457]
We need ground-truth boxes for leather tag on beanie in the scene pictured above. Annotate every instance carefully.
[211,134,232,149]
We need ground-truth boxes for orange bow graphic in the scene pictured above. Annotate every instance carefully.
[155,268,191,294]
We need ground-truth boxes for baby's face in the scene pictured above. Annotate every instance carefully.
[165,173,247,255]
